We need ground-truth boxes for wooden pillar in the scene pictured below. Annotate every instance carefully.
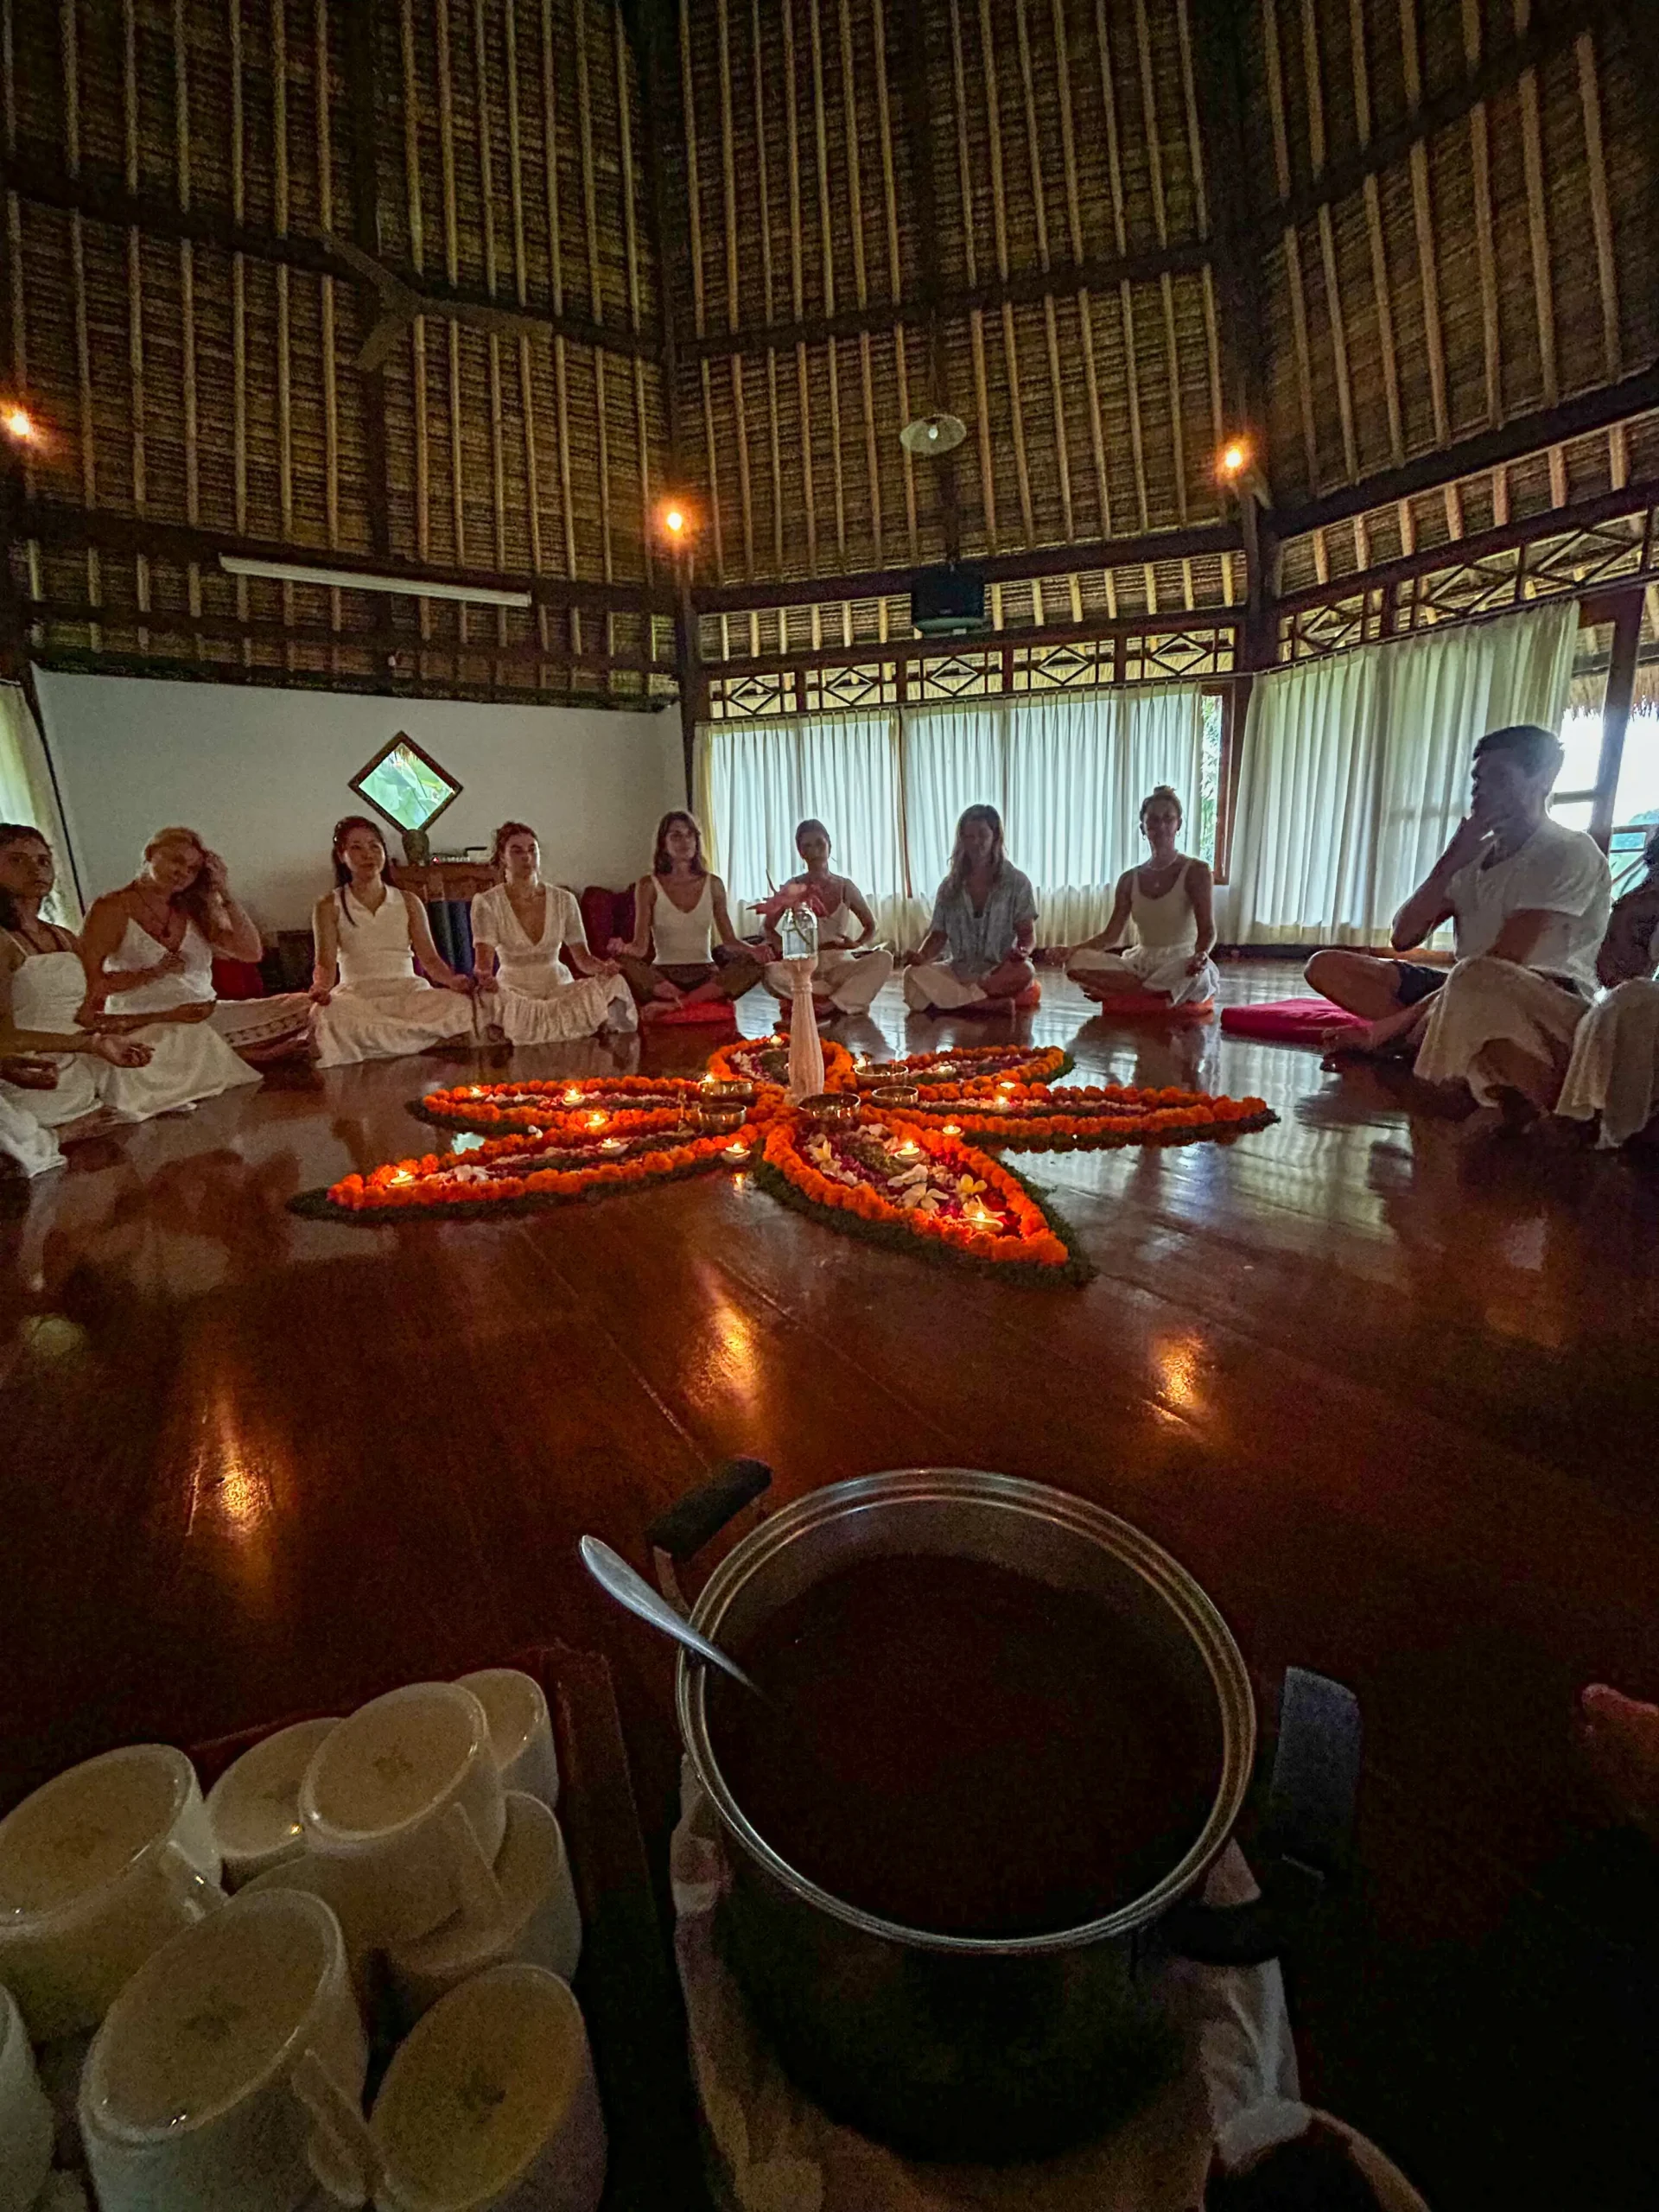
[342,0,393,567]
[1591,588,1643,851]
[675,567,702,804]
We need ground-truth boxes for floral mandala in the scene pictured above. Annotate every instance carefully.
[291,1040,1274,1287]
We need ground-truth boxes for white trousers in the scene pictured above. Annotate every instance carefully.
[1556,976,1659,1146]
[1414,955,1589,1105]
[764,948,895,1014]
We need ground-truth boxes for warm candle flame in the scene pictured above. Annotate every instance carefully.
[588,1112,607,1128]
[563,1087,583,1104]
[942,1122,962,1137]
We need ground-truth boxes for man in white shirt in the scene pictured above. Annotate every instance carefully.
[1407,724,1609,1115]
[1306,724,1609,1065]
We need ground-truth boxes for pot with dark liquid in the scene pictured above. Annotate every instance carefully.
[655,1465,1360,2164]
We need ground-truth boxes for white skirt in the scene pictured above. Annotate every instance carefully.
[100,1017,264,1119]
[1555,977,1659,1146]
[1413,955,1590,1106]
[0,1087,66,1177]
[765,948,895,1014]
[1068,944,1220,1007]
[313,977,479,1068]
[486,964,638,1044]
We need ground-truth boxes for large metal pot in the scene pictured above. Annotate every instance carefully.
[650,1463,1360,2164]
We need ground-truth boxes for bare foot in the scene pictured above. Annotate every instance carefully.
[638,1000,674,1024]
[1580,1684,1659,1843]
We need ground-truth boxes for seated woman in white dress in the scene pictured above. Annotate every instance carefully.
[902,805,1039,1013]
[1065,786,1219,1010]
[760,819,895,1021]
[310,816,477,1067]
[471,821,636,1042]
[1555,829,1659,1147]
[607,811,765,1021]
[78,826,310,1066]
[0,823,240,1172]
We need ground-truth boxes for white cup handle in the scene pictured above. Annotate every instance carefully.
[293,2047,379,2209]
[159,1840,225,1916]
[442,1802,505,1926]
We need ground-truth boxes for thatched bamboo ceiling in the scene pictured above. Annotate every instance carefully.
[2,0,1656,696]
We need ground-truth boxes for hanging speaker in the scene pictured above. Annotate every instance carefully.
[911,565,987,635]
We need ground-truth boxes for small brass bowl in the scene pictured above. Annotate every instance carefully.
[698,1078,757,1104]
[697,1106,748,1135]
[869,1083,921,1109]
[797,1092,861,1128]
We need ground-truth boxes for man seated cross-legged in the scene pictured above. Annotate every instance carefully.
[1305,724,1610,1112]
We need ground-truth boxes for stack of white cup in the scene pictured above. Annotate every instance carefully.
[0,1669,603,2212]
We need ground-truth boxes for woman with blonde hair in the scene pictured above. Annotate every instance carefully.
[471,821,637,1041]
[0,823,246,1166]
[79,824,311,1065]
[310,815,477,1065]
[901,804,1038,1014]
[607,810,763,1020]
[1065,786,1218,1009]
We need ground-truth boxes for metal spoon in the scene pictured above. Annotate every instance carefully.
[578,1535,762,1695]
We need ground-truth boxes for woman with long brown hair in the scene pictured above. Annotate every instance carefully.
[471,821,637,1041]
[1065,785,1218,1008]
[310,815,477,1065]
[79,824,311,1065]
[901,804,1039,1014]
[0,823,251,1168]
[607,810,763,1021]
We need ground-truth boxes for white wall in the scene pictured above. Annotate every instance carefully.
[34,671,684,932]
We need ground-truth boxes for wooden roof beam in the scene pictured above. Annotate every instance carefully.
[1257,0,1621,237]
[704,603,1241,679]
[1270,365,1659,539]
[16,502,677,620]
[690,521,1243,615]
[0,143,660,365]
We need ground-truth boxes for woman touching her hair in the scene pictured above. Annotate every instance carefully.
[471,822,637,1040]
[310,815,477,1066]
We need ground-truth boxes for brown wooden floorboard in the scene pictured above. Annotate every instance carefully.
[2,960,1655,2204]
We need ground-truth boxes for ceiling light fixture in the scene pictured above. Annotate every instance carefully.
[1217,438,1251,480]
[899,410,968,457]
[219,555,531,609]
[3,406,37,443]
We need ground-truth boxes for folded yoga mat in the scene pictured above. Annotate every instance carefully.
[1220,997,1366,1045]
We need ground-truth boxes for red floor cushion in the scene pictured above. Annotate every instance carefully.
[212,957,267,1000]
[581,884,637,957]
[1220,997,1367,1044]
[651,998,739,1030]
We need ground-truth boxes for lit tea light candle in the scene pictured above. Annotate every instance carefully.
[942,1122,963,1137]
[389,1169,414,1185]
[966,1202,997,1227]
[723,1141,750,1161]
[997,1080,1017,1095]
[563,1087,583,1105]
[895,1138,919,1157]
[588,1111,607,1129]
[599,1137,626,1154]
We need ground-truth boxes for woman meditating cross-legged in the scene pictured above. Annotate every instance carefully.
[79,825,310,1068]
[902,804,1038,1014]
[607,810,764,1022]
[1065,786,1218,1010]
[761,819,895,1021]
[0,823,243,1173]
[471,822,637,1043]
[1555,827,1659,1147]
[310,815,477,1067]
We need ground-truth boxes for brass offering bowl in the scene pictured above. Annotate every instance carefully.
[699,1078,758,1105]
[796,1093,861,1128]
[869,1083,921,1110]
[697,1105,749,1135]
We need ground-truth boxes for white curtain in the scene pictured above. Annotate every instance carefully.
[1227,601,1579,947]
[0,683,82,926]
[696,711,913,939]
[903,689,1205,942]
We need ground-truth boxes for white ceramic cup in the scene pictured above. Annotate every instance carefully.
[238,1848,384,2012]
[456,1670,560,1809]
[387,1792,582,2021]
[371,1965,607,2212]
[301,1682,507,1946]
[0,1982,54,2212]
[79,1888,369,2212]
[0,1745,225,2040]
[206,1718,340,1888]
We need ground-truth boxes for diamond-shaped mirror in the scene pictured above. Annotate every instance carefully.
[349,734,462,836]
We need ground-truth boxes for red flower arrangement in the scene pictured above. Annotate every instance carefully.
[295,1049,1274,1283]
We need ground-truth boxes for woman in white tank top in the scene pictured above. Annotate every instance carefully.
[471,820,637,1043]
[607,811,764,1022]
[310,816,477,1067]
[1066,786,1219,1010]
[760,817,895,1021]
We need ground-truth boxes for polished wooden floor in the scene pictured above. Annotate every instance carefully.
[3,963,1656,2202]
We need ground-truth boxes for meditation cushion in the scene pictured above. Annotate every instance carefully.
[212,957,267,1000]
[580,883,637,957]
[1084,993,1213,1019]
[651,998,739,1030]
[1220,997,1366,1045]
